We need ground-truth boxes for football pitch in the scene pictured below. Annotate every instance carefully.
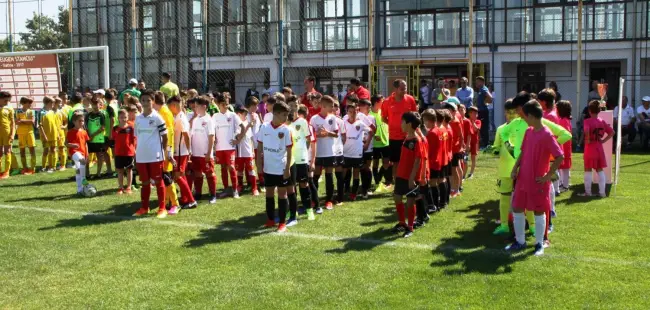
[1,151,650,309]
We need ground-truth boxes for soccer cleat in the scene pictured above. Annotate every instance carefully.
[133,207,150,217]
[578,192,592,197]
[125,188,133,195]
[277,223,287,233]
[183,201,198,209]
[219,191,230,198]
[349,194,357,201]
[264,220,276,228]
[286,219,298,227]
[315,207,324,214]
[361,193,369,200]
[391,223,407,233]
[335,200,343,206]
[82,178,89,186]
[422,215,430,223]
[459,186,464,193]
[252,190,260,196]
[403,229,414,238]
[427,206,438,214]
[260,187,266,193]
[233,191,240,199]
[543,240,551,248]
[325,202,334,210]
[413,221,424,230]
[505,242,526,252]
[493,225,510,235]
[209,196,218,204]
[375,183,386,193]
[467,173,474,179]
[47,169,54,173]
[307,208,316,220]
[0,172,9,179]
[156,208,168,218]
[168,206,180,215]
[529,227,536,236]
[598,192,607,198]
[534,243,545,256]
[117,188,124,195]
[551,210,557,218]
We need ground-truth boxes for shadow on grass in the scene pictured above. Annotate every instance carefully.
[324,227,400,254]
[38,201,141,231]
[3,188,124,203]
[562,183,612,206]
[359,206,398,227]
[184,212,271,248]
[430,199,528,275]
[1,176,75,188]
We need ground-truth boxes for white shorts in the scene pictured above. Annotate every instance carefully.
[72,152,86,169]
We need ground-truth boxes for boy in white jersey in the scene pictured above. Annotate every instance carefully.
[168,96,197,210]
[234,104,259,196]
[293,105,318,219]
[190,96,218,203]
[342,103,371,201]
[262,93,285,123]
[246,97,263,191]
[132,90,169,218]
[257,102,294,232]
[358,99,377,197]
[212,92,245,198]
[332,101,346,205]
[310,95,340,210]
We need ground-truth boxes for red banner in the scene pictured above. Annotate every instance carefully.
[0,54,61,109]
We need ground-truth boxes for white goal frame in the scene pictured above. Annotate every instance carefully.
[0,46,110,89]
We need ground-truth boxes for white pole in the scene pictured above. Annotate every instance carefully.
[614,77,624,196]
[103,47,110,88]
[577,0,583,118]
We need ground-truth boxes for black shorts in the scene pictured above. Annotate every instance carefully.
[388,139,403,163]
[451,153,464,167]
[114,155,134,169]
[104,139,115,149]
[335,156,345,167]
[344,157,364,169]
[88,142,107,153]
[162,172,174,186]
[394,177,419,198]
[419,184,430,196]
[315,156,335,168]
[373,146,389,159]
[264,172,293,188]
[294,163,309,183]
[444,164,452,177]
[363,151,373,161]
[430,168,443,179]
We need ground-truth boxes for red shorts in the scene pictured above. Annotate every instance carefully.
[215,150,236,165]
[174,155,189,173]
[560,157,572,169]
[191,156,215,175]
[584,156,606,170]
[512,188,551,213]
[235,157,256,176]
[470,141,479,156]
[136,161,163,184]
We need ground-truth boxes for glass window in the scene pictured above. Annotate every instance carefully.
[80,8,97,34]
[411,14,433,47]
[161,29,176,55]
[193,0,203,26]
[285,20,302,51]
[506,8,532,43]
[462,11,487,44]
[493,9,506,43]
[506,0,532,8]
[305,0,321,19]
[161,2,176,29]
[108,6,124,32]
[347,17,367,49]
[247,24,269,53]
[324,19,345,50]
[436,12,460,46]
[304,21,323,50]
[535,7,563,42]
[208,27,224,55]
[110,60,125,89]
[228,0,243,22]
[346,0,367,17]
[385,15,408,47]
[564,5,593,41]
[108,0,122,5]
[108,33,125,58]
[143,5,155,29]
[227,25,244,54]
[99,7,108,33]
[626,2,645,39]
[594,3,624,40]
[248,0,271,23]
[286,0,300,22]
[191,27,204,56]
[384,0,469,11]
[143,30,155,56]
[325,0,343,18]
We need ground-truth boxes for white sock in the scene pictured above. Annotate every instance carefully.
[514,212,526,244]
[550,187,556,213]
[584,171,593,194]
[80,164,86,181]
[560,169,570,188]
[75,170,83,192]
[535,213,546,246]
[552,179,560,194]
[597,171,606,195]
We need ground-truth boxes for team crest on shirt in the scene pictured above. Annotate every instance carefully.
[328,119,333,125]
[296,125,301,130]
[405,140,416,150]
[227,117,232,122]
[125,128,131,133]
[149,120,155,126]
[355,125,360,131]
[278,132,285,139]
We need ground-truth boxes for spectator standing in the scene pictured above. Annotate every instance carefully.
[613,96,636,147]
[549,81,562,102]
[245,83,260,102]
[455,77,474,109]
[337,84,347,103]
[636,96,650,148]
[262,81,275,96]
[419,79,432,111]
[350,77,371,101]
[475,76,493,147]
[431,78,448,108]
[119,79,142,103]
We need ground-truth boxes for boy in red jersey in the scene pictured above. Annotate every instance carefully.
[415,121,430,227]
[506,100,564,256]
[422,109,443,213]
[391,111,424,238]
[580,100,614,198]
[440,110,453,208]
[112,109,136,195]
[465,106,481,178]
[66,112,90,195]
[445,103,465,197]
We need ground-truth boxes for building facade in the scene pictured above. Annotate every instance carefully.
[72,0,650,123]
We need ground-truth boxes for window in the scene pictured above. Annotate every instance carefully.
[108,33,125,58]
[594,3,624,40]
[347,18,367,49]
[304,21,323,51]
[247,24,269,53]
[191,27,204,56]
[227,25,244,54]
[161,30,176,55]
[108,6,124,32]
[506,8,532,43]
[193,0,203,26]
[248,0,272,23]
[462,11,487,44]
[228,0,243,22]
[410,14,433,47]
[385,15,408,47]
[143,30,155,57]
[535,7,563,42]
[436,12,460,46]
[305,0,321,19]
[564,5,593,41]
[142,5,155,28]
[161,2,176,29]
[80,8,97,34]
[325,19,345,50]
[325,0,344,18]
[208,27,225,55]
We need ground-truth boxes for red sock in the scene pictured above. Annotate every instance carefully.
[230,167,238,191]
[407,204,416,229]
[221,166,229,188]
[155,182,166,210]
[141,183,151,209]
[193,172,203,196]
[544,209,550,240]
[396,203,406,224]
[237,176,244,191]
[207,174,217,196]
[248,175,258,192]
[176,176,194,203]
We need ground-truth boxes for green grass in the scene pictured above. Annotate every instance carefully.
[2,145,650,309]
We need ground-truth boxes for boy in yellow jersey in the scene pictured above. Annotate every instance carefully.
[54,97,68,170]
[39,97,59,172]
[0,91,15,179]
[16,97,37,174]
[152,91,180,211]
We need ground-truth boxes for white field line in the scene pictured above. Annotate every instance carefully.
[1,204,649,268]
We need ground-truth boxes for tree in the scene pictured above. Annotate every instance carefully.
[0,38,25,53]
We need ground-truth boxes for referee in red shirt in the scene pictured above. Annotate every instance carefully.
[381,79,418,186]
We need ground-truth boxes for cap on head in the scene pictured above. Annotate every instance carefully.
[643,96,650,102]
[93,89,106,96]
[129,78,138,85]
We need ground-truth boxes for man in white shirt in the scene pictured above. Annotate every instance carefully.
[613,95,636,146]
[213,92,245,198]
[263,81,275,98]
[190,96,218,203]
[637,96,650,148]
[132,90,170,218]
[169,96,197,209]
